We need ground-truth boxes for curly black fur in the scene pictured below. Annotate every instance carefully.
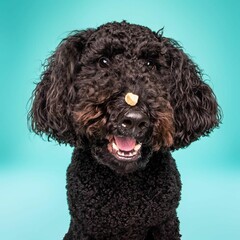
[29,21,221,239]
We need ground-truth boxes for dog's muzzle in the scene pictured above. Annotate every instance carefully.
[107,110,150,162]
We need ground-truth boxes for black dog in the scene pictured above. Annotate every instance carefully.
[29,21,221,239]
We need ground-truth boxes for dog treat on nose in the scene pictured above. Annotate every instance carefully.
[125,93,139,106]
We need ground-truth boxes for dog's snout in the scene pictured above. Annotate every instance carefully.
[118,111,150,137]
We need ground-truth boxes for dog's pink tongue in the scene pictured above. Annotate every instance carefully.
[114,136,136,151]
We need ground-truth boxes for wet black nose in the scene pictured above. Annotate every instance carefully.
[118,111,150,137]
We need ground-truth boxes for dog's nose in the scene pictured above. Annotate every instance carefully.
[118,111,150,137]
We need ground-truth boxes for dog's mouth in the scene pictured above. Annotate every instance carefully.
[107,135,142,162]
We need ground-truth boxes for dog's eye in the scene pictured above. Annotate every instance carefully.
[146,60,156,69]
[98,57,110,68]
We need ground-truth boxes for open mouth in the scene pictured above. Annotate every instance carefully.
[107,135,142,162]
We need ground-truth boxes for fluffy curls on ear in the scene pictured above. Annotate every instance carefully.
[28,29,94,146]
[160,37,222,150]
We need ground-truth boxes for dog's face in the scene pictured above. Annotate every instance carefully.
[29,21,221,173]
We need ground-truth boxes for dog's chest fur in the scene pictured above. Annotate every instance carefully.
[66,149,181,237]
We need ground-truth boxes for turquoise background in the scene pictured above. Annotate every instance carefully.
[1,0,239,239]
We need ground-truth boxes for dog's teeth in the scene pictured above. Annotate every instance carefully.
[134,143,142,151]
[117,151,123,156]
[117,150,137,158]
[112,142,119,151]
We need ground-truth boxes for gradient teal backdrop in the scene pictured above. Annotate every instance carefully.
[1,0,239,239]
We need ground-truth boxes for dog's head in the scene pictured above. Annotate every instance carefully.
[29,21,221,173]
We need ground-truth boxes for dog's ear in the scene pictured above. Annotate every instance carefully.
[160,37,221,149]
[29,29,94,146]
